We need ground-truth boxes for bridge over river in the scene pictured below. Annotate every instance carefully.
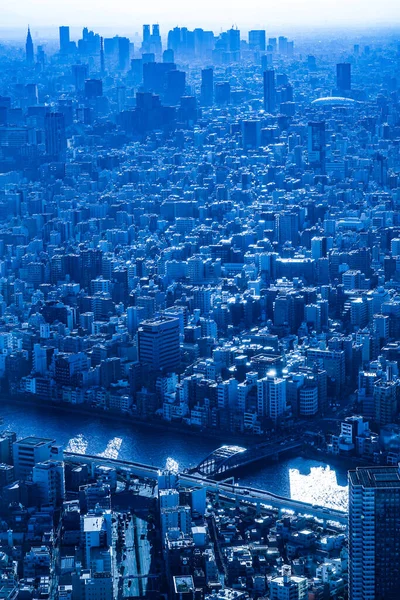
[65,447,347,526]
[191,438,304,477]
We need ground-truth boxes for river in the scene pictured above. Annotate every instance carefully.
[0,401,349,511]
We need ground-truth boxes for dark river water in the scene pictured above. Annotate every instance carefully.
[0,402,349,511]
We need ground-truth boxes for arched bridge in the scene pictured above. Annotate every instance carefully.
[194,439,303,477]
[196,445,247,476]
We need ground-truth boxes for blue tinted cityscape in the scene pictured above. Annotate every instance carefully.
[0,18,399,600]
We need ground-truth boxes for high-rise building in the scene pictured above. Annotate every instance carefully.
[138,316,180,372]
[278,36,288,54]
[349,465,400,600]
[242,120,261,149]
[44,112,66,160]
[214,82,230,105]
[200,68,214,106]
[26,27,34,65]
[32,460,65,506]
[228,27,240,58]
[13,436,55,480]
[85,79,103,98]
[248,30,266,51]
[150,24,162,55]
[263,69,276,113]
[59,26,70,54]
[307,121,326,172]
[374,379,398,426]
[337,62,351,91]
[72,64,88,92]
[165,70,186,105]
[257,375,287,422]
[118,37,130,70]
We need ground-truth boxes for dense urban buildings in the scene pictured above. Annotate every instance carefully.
[0,18,400,598]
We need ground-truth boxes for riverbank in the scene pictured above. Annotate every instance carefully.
[301,445,374,470]
[0,400,352,507]
[0,393,258,447]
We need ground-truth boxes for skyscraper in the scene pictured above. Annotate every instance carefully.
[138,316,180,372]
[228,27,240,59]
[118,37,130,71]
[307,121,326,172]
[142,24,151,53]
[263,69,276,113]
[337,62,351,91]
[45,112,66,160]
[26,26,34,65]
[200,68,214,106]
[248,30,266,51]
[349,465,400,600]
[59,26,70,54]
[72,64,88,92]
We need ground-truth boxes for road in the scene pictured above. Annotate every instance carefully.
[65,452,348,525]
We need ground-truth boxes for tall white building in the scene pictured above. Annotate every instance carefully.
[257,375,287,421]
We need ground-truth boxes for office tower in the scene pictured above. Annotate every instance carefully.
[349,465,400,600]
[59,26,70,54]
[143,24,151,46]
[278,36,288,54]
[151,24,162,55]
[13,436,55,480]
[228,27,240,58]
[268,37,277,52]
[200,68,214,106]
[26,26,34,65]
[165,69,186,105]
[85,79,103,98]
[72,64,88,92]
[311,236,328,259]
[179,95,197,124]
[337,62,351,91]
[374,379,397,426]
[307,121,326,172]
[118,36,130,70]
[138,316,180,372]
[26,83,38,105]
[214,82,230,105]
[143,62,176,94]
[45,112,66,160]
[32,460,65,506]
[242,120,261,149]
[263,69,276,113]
[248,30,266,51]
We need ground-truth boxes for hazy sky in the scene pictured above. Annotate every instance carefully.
[3,0,400,32]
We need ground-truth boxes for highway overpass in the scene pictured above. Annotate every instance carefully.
[65,451,348,526]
